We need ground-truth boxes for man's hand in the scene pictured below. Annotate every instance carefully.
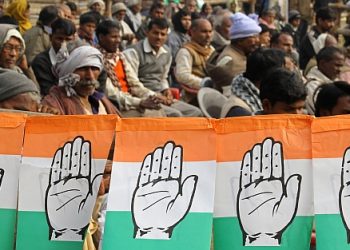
[18,54,29,71]
[340,147,350,243]
[132,141,198,239]
[46,136,102,241]
[139,96,161,110]
[162,89,174,100]
[37,103,60,115]
[237,138,301,246]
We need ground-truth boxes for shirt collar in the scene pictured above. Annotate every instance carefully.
[49,47,57,65]
[143,38,168,57]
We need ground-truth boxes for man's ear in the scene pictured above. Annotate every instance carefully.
[262,98,272,114]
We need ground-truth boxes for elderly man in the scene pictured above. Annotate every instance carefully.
[42,44,119,115]
[96,20,163,117]
[124,18,202,117]
[306,46,344,115]
[175,18,214,105]
[0,24,37,85]
[111,2,135,47]
[211,10,232,50]
[207,12,261,95]
[0,68,57,114]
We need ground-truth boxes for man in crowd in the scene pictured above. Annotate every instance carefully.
[42,44,119,115]
[315,81,350,116]
[282,10,301,50]
[123,18,202,117]
[270,32,294,55]
[31,18,76,95]
[111,2,135,48]
[223,48,286,117]
[211,10,232,50]
[299,7,336,69]
[125,0,142,34]
[207,12,261,95]
[96,20,164,117]
[175,18,214,105]
[259,67,307,115]
[24,5,58,65]
[0,68,57,114]
[78,12,98,46]
[305,46,345,114]
[0,24,37,84]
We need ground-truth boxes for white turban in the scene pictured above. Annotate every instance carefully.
[88,0,105,9]
[55,45,103,96]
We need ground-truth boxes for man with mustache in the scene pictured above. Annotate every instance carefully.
[42,44,120,115]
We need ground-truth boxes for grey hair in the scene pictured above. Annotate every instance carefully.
[213,10,232,28]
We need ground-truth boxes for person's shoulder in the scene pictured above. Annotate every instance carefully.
[32,49,51,64]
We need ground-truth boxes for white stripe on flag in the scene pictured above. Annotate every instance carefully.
[214,159,313,217]
[313,158,342,215]
[0,155,20,209]
[18,157,106,211]
[107,161,217,213]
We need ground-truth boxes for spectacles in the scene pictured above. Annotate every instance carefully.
[2,44,24,54]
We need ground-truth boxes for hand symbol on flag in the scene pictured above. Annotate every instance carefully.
[340,147,350,243]
[237,138,301,246]
[132,141,198,239]
[0,168,4,189]
[45,136,102,241]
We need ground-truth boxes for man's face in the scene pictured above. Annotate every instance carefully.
[147,25,168,51]
[320,52,345,80]
[151,8,164,19]
[80,22,96,37]
[0,37,23,69]
[131,4,141,14]
[186,0,197,13]
[217,16,232,40]
[0,93,38,112]
[73,66,100,97]
[264,99,305,114]
[318,18,335,32]
[99,27,121,53]
[328,95,350,115]
[91,2,102,12]
[259,31,270,47]
[114,10,126,21]
[275,34,294,54]
[51,29,75,53]
[290,18,301,28]
[236,35,260,55]
[262,12,275,24]
[181,15,191,31]
[190,20,212,46]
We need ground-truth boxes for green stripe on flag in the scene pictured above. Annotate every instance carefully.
[16,211,84,250]
[103,211,213,250]
[0,208,16,250]
[315,214,350,250]
[213,216,313,250]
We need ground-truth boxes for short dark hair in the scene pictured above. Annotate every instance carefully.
[149,2,165,15]
[147,18,169,31]
[66,2,77,12]
[316,46,344,65]
[259,23,270,34]
[315,81,350,116]
[270,32,292,46]
[38,5,59,26]
[316,7,336,22]
[96,20,120,38]
[245,48,285,82]
[260,67,307,105]
[79,12,97,25]
[51,18,76,36]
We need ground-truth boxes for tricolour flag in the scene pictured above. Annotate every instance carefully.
[16,115,117,250]
[214,115,313,250]
[103,118,217,250]
[0,113,26,250]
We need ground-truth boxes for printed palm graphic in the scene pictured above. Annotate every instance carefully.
[46,136,102,241]
[237,138,301,246]
[0,168,4,190]
[132,141,198,239]
[340,147,350,243]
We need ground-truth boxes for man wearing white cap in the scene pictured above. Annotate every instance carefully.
[112,2,135,47]
[207,12,261,96]
[125,0,142,33]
